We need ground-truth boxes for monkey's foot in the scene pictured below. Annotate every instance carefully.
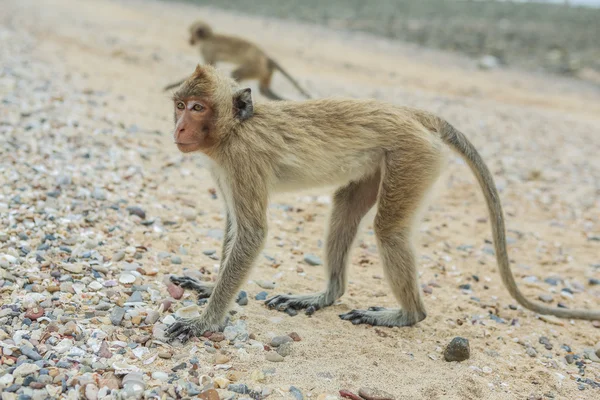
[170,276,214,299]
[166,316,221,343]
[265,292,334,316]
[339,307,426,327]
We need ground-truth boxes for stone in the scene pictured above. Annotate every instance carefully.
[358,387,395,400]
[198,389,220,400]
[24,307,44,320]
[277,342,293,357]
[215,354,230,364]
[255,291,268,300]
[339,390,361,400]
[266,352,284,362]
[228,383,249,394]
[13,363,40,377]
[444,337,470,362]
[270,335,293,347]
[167,283,184,299]
[126,206,146,219]
[303,254,322,266]
[236,291,248,306]
[539,294,554,303]
[110,306,126,325]
[290,386,304,400]
[289,332,302,341]
[145,310,160,324]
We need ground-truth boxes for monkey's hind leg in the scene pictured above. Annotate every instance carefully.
[340,147,441,327]
[266,171,380,315]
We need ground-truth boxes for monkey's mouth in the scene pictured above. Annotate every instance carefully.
[175,142,202,153]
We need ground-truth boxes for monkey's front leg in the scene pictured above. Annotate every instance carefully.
[167,198,267,341]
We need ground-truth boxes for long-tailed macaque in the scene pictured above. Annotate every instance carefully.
[163,20,311,101]
[166,65,599,341]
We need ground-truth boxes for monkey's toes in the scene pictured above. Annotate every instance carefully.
[339,308,424,327]
[264,294,322,315]
[166,319,194,342]
[169,275,199,288]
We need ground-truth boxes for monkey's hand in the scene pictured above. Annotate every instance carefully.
[166,315,222,342]
[170,275,214,299]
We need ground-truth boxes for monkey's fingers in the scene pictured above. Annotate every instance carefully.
[166,319,194,341]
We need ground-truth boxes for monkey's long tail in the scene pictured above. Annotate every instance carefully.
[163,78,187,92]
[422,113,600,321]
[269,59,312,99]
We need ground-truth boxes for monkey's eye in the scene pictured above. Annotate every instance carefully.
[176,102,185,110]
[192,104,204,112]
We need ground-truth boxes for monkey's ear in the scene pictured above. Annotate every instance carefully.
[193,64,205,77]
[233,88,253,121]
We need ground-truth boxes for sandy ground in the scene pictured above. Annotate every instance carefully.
[1,0,600,399]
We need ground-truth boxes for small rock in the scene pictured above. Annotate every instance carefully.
[290,386,304,400]
[539,294,554,303]
[215,354,230,364]
[209,332,225,342]
[270,335,293,347]
[358,387,395,400]
[289,332,302,341]
[85,384,99,400]
[526,347,537,358]
[214,377,230,389]
[168,283,184,299]
[113,251,126,262]
[118,273,136,284]
[126,206,146,219]
[478,55,500,70]
[303,254,322,266]
[13,363,40,377]
[565,354,574,364]
[236,291,248,306]
[255,280,276,289]
[444,337,470,362]
[24,307,44,320]
[145,310,160,324]
[255,291,268,300]
[171,255,182,265]
[110,306,126,326]
[151,371,169,381]
[228,383,249,394]
[198,389,220,400]
[98,341,112,359]
[266,352,285,362]
[277,342,293,357]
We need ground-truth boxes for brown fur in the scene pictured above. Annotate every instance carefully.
[166,65,599,341]
[163,21,311,100]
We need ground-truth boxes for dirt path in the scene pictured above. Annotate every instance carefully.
[1,0,599,399]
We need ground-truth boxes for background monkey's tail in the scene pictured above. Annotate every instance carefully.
[269,59,312,99]
[163,78,187,92]
[418,112,600,321]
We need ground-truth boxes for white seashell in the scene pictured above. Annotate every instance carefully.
[118,273,136,284]
[112,362,140,375]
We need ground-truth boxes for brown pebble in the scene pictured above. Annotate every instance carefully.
[358,387,395,400]
[226,371,242,382]
[131,316,142,325]
[288,332,302,342]
[158,350,173,359]
[98,372,120,390]
[422,286,433,294]
[198,389,220,400]
[209,332,225,342]
[47,285,60,293]
[249,333,256,340]
[593,321,600,329]
[340,390,362,400]
[29,382,45,390]
[24,307,44,320]
[167,284,184,300]
[97,340,112,359]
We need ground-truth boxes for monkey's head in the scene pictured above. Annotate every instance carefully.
[172,65,253,154]
[189,21,213,45]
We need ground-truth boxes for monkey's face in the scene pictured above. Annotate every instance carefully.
[172,96,214,154]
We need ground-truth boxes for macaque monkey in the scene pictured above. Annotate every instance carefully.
[166,64,599,341]
[163,20,311,101]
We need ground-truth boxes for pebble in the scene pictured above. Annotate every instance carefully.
[145,310,160,324]
[126,206,146,219]
[266,352,285,362]
[255,291,268,300]
[277,342,293,357]
[538,294,554,303]
[236,291,248,306]
[270,335,293,347]
[444,337,470,362]
[171,255,182,264]
[290,386,304,400]
[110,306,126,326]
[526,347,537,357]
[24,307,44,320]
[358,387,395,400]
[303,254,323,266]
[167,283,184,299]
[198,389,220,400]
[13,363,40,377]
[228,383,249,394]
[289,332,302,341]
